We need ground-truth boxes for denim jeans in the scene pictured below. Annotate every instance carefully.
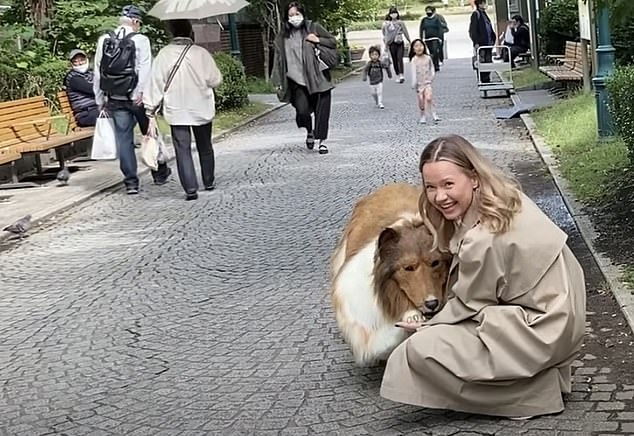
[107,100,168,189]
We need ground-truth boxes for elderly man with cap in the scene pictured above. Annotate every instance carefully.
[93,4,171,195]
[64,48,100,127]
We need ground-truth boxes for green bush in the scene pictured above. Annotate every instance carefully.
[213,52,248,111]
[0,25,68,102]
[538,0,579,56]
[607,66,634,155]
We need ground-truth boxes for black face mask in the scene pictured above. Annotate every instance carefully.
[426,12,433,17]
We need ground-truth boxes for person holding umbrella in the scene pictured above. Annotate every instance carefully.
[144,19,223,201]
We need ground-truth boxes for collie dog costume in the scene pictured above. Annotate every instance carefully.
[330,183,451,366]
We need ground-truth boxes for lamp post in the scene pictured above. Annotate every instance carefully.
[592,6,615,138]
[228,13,241,58]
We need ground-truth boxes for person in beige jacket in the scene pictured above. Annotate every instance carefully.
[380,134,586,419]
[144,19,222,201]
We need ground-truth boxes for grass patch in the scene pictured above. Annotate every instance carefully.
[501,67,552,89]
[247,76,276,94]
[531,92,629,203]
[621,266,634,290]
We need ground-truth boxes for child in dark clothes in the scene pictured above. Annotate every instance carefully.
[362,45,392,109]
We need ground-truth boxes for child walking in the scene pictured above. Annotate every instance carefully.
[362,46,392,109]
[409,38,440,124]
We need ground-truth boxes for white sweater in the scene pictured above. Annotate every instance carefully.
[144,41,223,126]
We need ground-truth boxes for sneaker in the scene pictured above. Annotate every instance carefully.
[433,114,441,123]
[378,103,385,109]
[154,167,172,185]
[399,76,405,83]
[318,142,328,155]
[204,183,216,191]
[185,192,198,201]
[126,187,139,195]
[419,117,427,124]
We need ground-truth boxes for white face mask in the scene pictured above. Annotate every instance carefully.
[289,14,304,28]
[390,13,398,19]
[73,63,89,74]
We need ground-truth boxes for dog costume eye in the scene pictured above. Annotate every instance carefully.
[431,260,440,268]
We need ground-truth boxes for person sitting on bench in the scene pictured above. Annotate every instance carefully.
[502,15,530,68]
[64,49,100,127]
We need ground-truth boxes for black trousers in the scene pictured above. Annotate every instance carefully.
[478,47,493,83]
[427,39,441,71]
[289,80,332,141]
[170,122,215,195]
[503,45,528,67]
[388,42,405,75]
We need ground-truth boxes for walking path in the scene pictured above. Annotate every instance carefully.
[1,58,633,435]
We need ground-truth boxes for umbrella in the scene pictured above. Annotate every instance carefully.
[148,0,250,20]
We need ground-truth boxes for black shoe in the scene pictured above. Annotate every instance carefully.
[306,133,315,150]
[318,143,328,155]
[204,183,215,191]
[185,193,198,201]
[126,187,139,195]
[154,167,172,185]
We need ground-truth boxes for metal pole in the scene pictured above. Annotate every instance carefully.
[527,0,539,68]
[341,25,351,67]
[592,7,615,138]
[228,14,241,58]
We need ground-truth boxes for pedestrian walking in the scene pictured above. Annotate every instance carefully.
[382,6,411,83]
[409,39,440,124]
[380,134,586,420]
[362,45,392,109]
[93,4,171,195]
[272,1,337,155]
[144,19,222,201]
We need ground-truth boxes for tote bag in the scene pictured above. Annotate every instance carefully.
[90,111,117,160]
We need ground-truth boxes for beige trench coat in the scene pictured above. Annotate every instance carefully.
[380,194,587,417]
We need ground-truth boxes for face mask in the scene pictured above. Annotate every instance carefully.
[73,63,89,74]
[289,14,304,27]
[390,13,398,19]
[426,12,433,17]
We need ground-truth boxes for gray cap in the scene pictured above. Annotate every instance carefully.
[122,5,143,21]
[68,48,87,61]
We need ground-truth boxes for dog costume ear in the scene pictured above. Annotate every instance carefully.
[378,227,400,249]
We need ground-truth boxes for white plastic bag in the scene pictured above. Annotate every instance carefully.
[140,119,160,171]
[90,111,117,160]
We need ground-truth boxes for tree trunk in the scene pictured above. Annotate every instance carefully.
[262,29,270,82]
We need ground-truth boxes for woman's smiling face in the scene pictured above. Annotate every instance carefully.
[422,160,478,221]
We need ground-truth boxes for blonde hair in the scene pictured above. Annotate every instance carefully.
[418,134,523,251]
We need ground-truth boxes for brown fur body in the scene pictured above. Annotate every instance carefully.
[330,183,451,366]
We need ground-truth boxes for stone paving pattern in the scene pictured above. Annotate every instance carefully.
[1,58,634,435]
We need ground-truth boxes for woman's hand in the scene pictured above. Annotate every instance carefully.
[305,33,320,44]
[394,320,425,332]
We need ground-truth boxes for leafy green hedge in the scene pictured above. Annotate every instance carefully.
[607,66,634,156]
[214,52,249,111]
[538,0,579,56]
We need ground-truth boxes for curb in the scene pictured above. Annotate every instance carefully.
[512,93,634,333]
[1,67,365,244]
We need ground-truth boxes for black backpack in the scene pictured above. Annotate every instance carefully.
[99,30,138,96]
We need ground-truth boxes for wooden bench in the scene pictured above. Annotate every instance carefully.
[0,96,92,187]
[545,41,577,64]
[539,41,591,83]
[56,90,95,136]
